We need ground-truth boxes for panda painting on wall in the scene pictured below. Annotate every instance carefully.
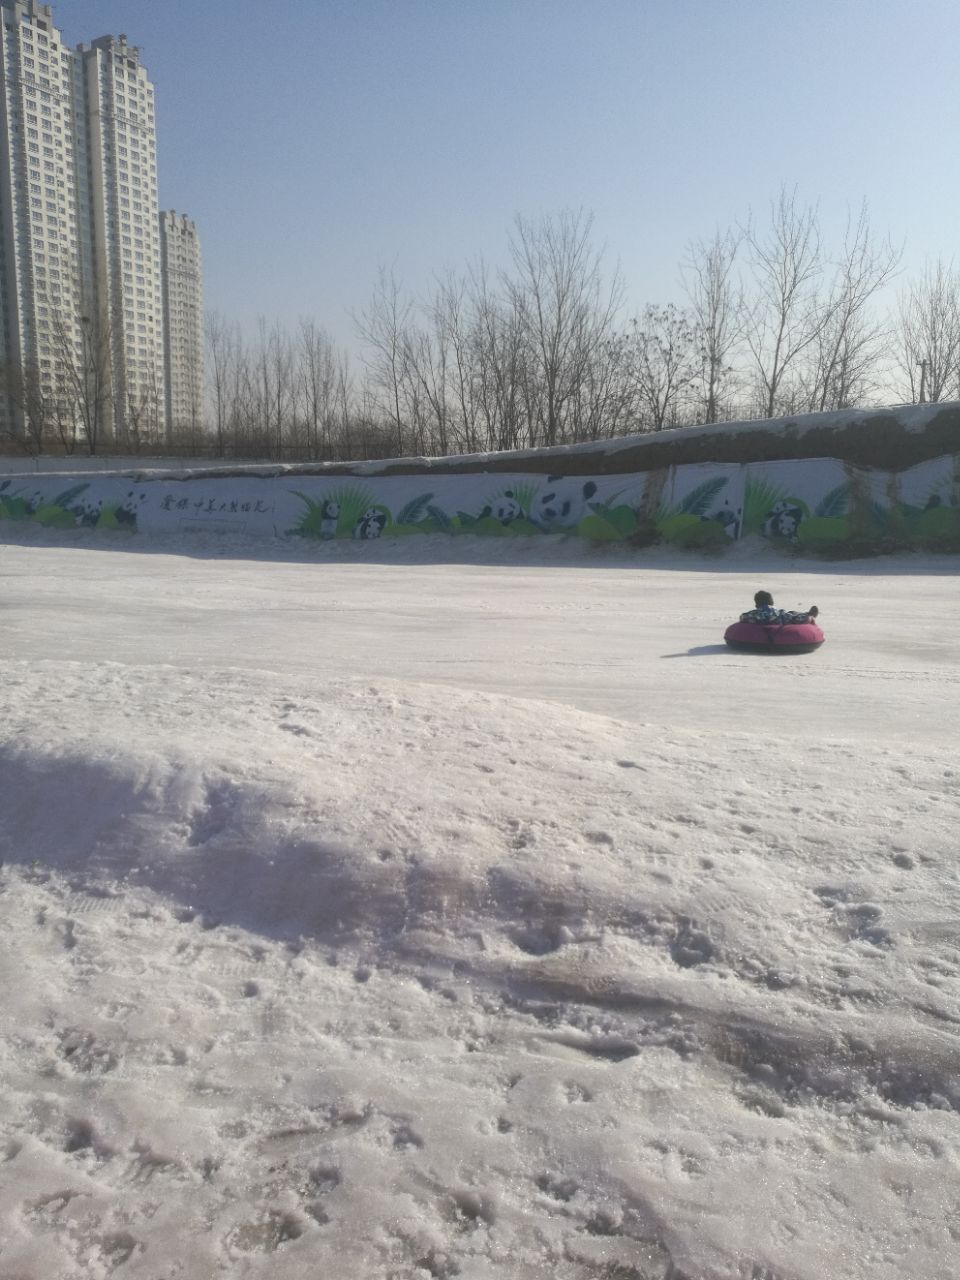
[705,499,742,539]
[479,491,524,525]
[116,490,148,527]
[353,507,387,540]
[528,478,598,531]
[762,500,805,541]
[319,499,340,539]
[72,496,104,527]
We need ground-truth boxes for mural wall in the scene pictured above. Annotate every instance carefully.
[1,454,958,549]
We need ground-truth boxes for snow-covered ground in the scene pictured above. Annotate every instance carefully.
[1,526,958,1280]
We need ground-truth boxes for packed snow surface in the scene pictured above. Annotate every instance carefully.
[1,527,958,1280]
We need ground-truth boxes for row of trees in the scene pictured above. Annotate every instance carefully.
[5,189,960,458]
[200,194,960,463]
[0,304,166,457]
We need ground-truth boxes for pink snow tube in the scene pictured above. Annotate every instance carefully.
[724,620,825,654]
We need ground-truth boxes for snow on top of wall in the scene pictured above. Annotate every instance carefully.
[0,401,953,481]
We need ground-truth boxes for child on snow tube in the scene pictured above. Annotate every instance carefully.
[725,590,824,653]
[739,590,819,626]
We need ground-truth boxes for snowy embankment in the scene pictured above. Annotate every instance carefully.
[1,530,958,1280]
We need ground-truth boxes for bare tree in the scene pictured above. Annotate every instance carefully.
[468,261,530,452]
[49,308,112,455]
[226,328,264,455]
[255,318,297,459]
[297,318,343,460]
[330,353,356,458]
[356,267,413,455]
[403,317,451,457]
[742,188,826,419]
[629,304,700,431]
[431,270,482,454]
[124,363,164,453]
[205,310,237,456]
[682,227,743,423]
[505,209,623,447]
[566,330,636,441]
[894,258,960,404]
[801,204,900,411]
[0,358,51,453]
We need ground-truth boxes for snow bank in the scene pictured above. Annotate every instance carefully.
[2,541,959,1278]
[2,653,959,1279]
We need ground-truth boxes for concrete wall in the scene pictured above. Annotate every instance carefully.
[2,404,958,551]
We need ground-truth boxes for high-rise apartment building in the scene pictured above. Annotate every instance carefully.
[160,211,202,434]
[76,32,165,443]
[0,0,83,433]
[0,0,201,446]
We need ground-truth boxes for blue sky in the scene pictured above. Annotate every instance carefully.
[59,1,960,350]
